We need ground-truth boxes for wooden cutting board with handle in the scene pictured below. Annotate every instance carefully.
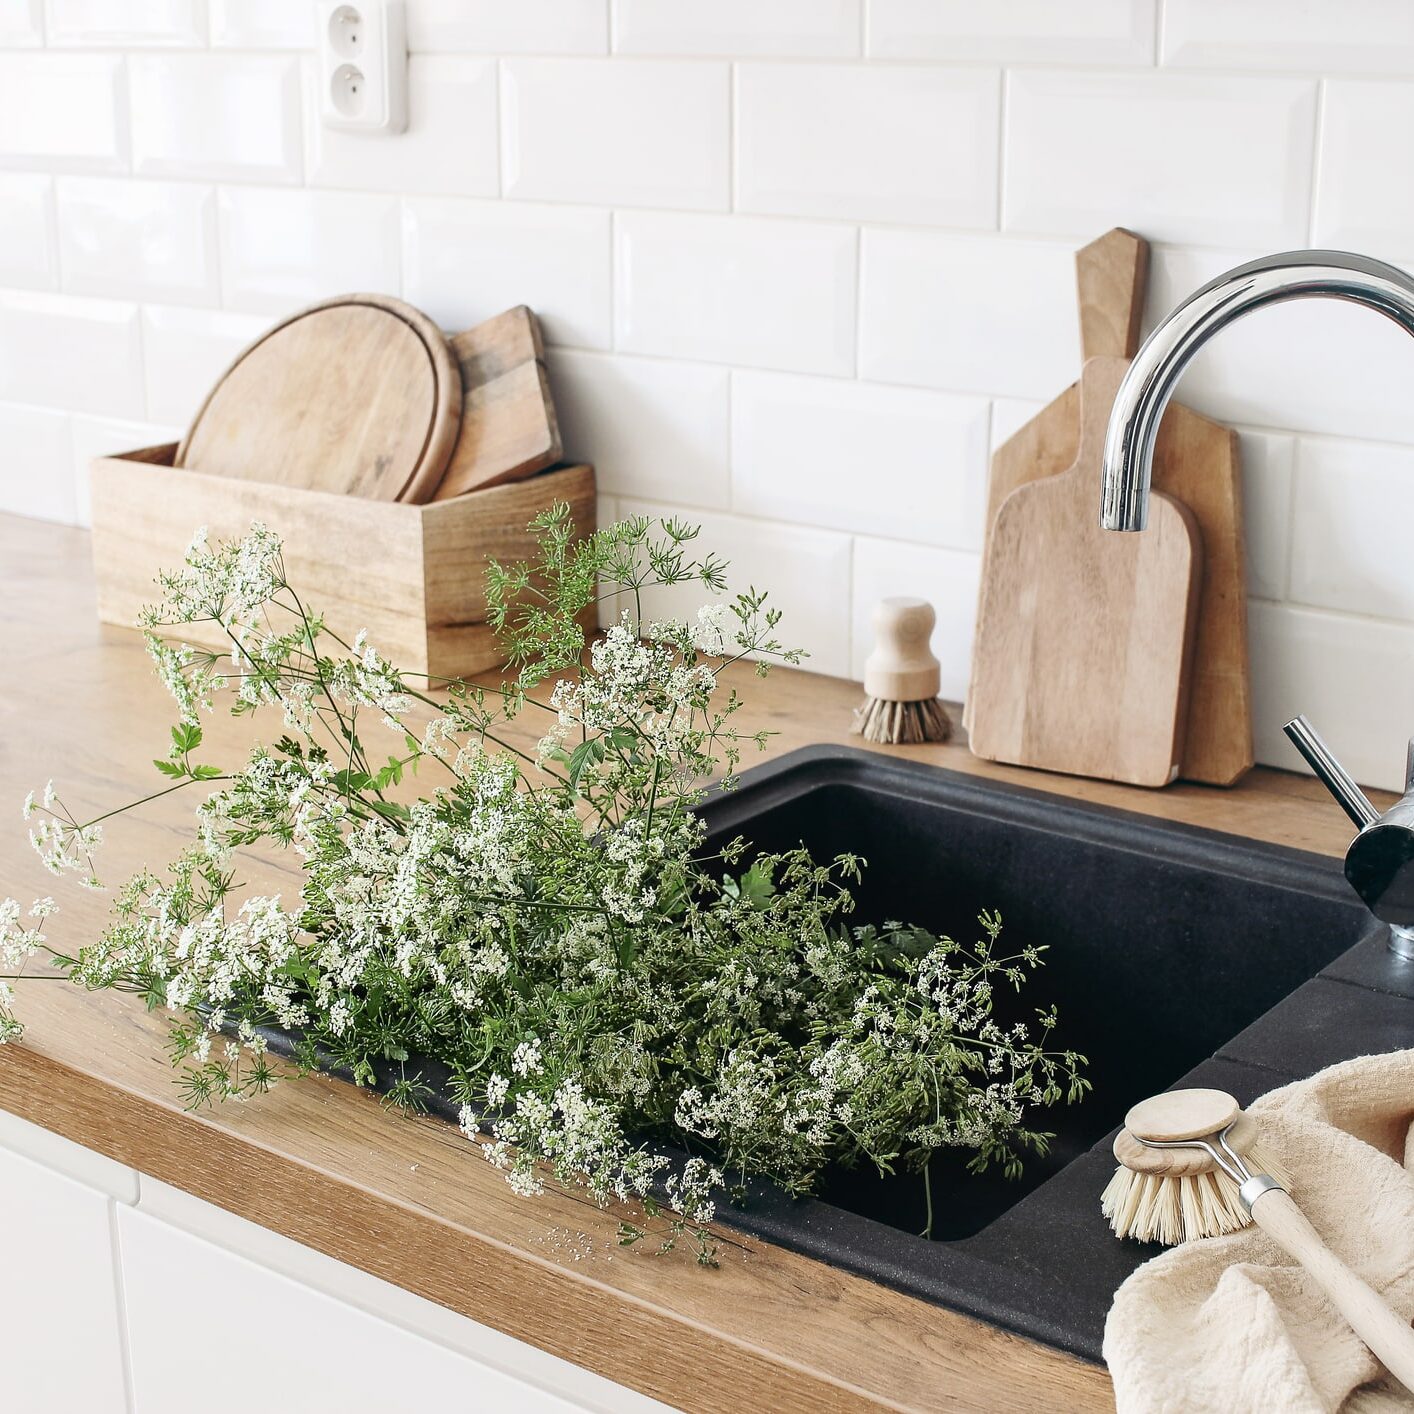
[967,356,1203,787]
[177,293,463,504]
[430,305,562,500]
[964,228,1253,786]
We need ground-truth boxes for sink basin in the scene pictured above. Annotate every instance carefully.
[689,746,1412,1359]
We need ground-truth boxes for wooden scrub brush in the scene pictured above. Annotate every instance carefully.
[1103,1086,1414,1391]
[852,597,951,745]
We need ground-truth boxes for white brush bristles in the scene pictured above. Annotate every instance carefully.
[1102,1140,1292,1245]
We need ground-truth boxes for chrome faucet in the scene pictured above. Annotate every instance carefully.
[1097,249,1414,959]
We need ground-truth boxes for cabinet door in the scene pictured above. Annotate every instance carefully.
[118,1208,594,1414]
[0,1145,129,1414]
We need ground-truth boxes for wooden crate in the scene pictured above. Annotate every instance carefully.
[90,444,596,680]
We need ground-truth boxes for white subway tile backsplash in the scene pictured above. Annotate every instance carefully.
[0,0,42,46]
[851,536,981,700]
[860,231,1077,399]
[218,187,401,314]
[1290,436,1414,623]
[1248,600,1414,792]
[550,349,730,507]
[732,370,989,548]
[130,54,303,183]
[210,0,315,49]
[0,291,142,417]
[57,176,218,304]
[502,59,728,211]
[1162,0,1414,74]
[403,197,611,348]
[736,63,998,226]
[1236,430,1294,602]
[0,53,125,171]
[71,413,180,525]
[1149,246,1414,445]
[614,0,860,58]
[868,0,1154,64]
[0,172,57,289]
[406,0,608,54]
[308,56,498,198]
[617,498,854,676]
[990,397,1047,451]
[1314,82,1414,259]
[0,403,74,521]
[615,211,856,374]
[141,304,268,426]
[46,0,205,47]
[1004,70,1317,246]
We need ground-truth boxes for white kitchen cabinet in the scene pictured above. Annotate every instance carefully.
[0,1143,130,1414]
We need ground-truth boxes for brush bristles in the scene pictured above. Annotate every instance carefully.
[852,695,952,745]
[1102,1141,1292,1245]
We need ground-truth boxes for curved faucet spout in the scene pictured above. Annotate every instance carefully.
[1100,250,1414,531]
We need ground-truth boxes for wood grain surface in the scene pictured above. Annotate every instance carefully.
[0,515,1384,1413]
[967,230,1253,786]
[177,294,463,504]
[968,357,1203,787]
[432,305,563,500]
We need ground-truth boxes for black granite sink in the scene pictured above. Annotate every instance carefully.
[691,746,1414,1361]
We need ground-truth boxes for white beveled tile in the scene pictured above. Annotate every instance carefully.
[1004,70,1316,247]
[990,397,1046,451]
[0,52,126,172]
[0,1146,127,1414]
[1162,0,1414,73]
[71,413,180,525]
[1314,81,1414,259]
[0,0,43,45]
[57,176,218,305]
[851,536,981,700]
[0,172,57,289]
[613,0,860,57]
[503,58,728,211]
[218,186,401,314]
[0,402,74,521]
[1290,436,1414,624]
[860,231,1077,399]
[869,0,1154,63]
[130,54,302,183]
[308,55,498,197]
[46,0,205,46]
[141,304,268,426]
[549,349,730,508]
[210,0,315,49]
[1148,245,1414,444]
[732,371,989,550]
[0,291,143,418]
[615,211,856,375]
[119,1208,612,1414]
[736,63,998,226]
[1248,600,1414,792]
[406,0,608,54]
[403,196,611,349]
[1236,429,1294,602]
[617,498,854,676]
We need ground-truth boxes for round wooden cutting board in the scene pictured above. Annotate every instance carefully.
[176,294,462,503]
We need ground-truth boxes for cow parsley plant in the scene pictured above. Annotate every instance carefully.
[2,509,1088,1261]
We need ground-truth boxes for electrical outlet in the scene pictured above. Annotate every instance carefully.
[316,0,407,134]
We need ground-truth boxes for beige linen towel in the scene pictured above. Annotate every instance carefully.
[1103,1050,1414,1413]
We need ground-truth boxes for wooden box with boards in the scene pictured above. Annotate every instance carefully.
[88,295,597,680]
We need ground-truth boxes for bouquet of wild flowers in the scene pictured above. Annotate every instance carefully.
[2,509,1087,1262]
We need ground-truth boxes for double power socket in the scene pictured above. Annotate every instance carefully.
[316,0,407,134]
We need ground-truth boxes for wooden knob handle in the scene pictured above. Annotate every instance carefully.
[1250,1187,1414,1392]
[863,597,941,703]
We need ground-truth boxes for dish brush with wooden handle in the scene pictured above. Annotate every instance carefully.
[1103,1086,1414,1392]
[853,597,951,745]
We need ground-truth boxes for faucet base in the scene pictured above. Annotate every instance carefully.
[1390,925,1414,961]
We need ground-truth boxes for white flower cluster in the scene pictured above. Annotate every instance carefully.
[0,896,55,1043]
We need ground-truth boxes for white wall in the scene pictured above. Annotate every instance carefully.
[1,0,1412,788]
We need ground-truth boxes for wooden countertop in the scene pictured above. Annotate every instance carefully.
[0,513,1382,1414]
